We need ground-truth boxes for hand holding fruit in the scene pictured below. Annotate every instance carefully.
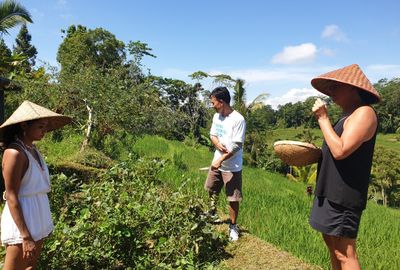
[312,98,328,120]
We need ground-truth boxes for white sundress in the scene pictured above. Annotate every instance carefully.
[1,141,54,245]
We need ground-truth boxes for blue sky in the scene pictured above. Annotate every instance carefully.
[3,0,400,108]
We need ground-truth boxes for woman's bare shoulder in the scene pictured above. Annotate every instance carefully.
[351,106,377,121]
[3,146,27,163]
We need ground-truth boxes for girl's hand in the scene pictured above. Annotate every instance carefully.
[22,236,36,259]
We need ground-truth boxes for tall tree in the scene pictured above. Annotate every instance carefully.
[232,78,269,117]
[0,0,32,35]
[126,40,156,84]
[0,37,10,57]
[0,0,32,123]
[57,25,126,78]
[374,78,400,133]
[189,71,269,117]
[13,23,37,69]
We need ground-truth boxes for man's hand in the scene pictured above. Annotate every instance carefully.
[216,142,228,153]
[211,158,223,170]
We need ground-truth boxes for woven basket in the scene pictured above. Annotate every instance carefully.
[273,140,321,166]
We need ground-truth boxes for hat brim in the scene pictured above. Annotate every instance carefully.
[311,78,380,104]
[0,115,72,142]
[273,140,322,166]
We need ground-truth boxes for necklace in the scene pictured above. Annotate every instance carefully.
[15,138,45,171]
[15,138,34,150]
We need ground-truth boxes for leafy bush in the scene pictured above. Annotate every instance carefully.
[69,147,113,168]
[243,131,287,174]
[370,146,400,207]
[39,157,226,269]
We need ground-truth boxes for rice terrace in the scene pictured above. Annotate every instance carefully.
[0,0,400,269]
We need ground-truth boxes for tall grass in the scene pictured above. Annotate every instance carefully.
[133,135,400,270]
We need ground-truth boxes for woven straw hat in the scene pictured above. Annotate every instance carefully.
[0,101,72,139]
[273,140,322,167]
[311,64,380,104]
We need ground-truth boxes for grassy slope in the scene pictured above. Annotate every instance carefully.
[133,135,400,270]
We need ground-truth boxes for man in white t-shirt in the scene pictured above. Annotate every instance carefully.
[204,86,246,241]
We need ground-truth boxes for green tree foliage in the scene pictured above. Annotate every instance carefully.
[274,96,342,129]
[13,23,37,69]
[276,102,309,128]
[57,25,126,78]
[0,37,10,57]
[243,131,287,174]
[125,40,157,84]
[0,0,32,35]
[147,76,208,141]
[0,37,11,75]
[246,104,276,132]
[286,164,317,185]
[39,158,226,269]
[232,78,269,117]
[370,146,400,207]
[0,0,32,77]
[374,78,400,133]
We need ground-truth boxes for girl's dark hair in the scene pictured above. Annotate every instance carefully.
[0,120,35,150]
[210,86,231,104]
[0,124,23,150]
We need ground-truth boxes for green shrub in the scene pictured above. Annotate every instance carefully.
[39,157,226,269]
[69,147,113,169]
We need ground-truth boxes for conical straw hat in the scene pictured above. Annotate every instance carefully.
[311,64,380,104]
[0,101,72,137]
[273,140,322,167]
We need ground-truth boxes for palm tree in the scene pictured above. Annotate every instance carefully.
[0,0,32,122]
[189,71,269,117]
[232,78,269,117]
[0,0,32,35]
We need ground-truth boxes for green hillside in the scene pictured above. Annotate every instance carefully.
[133,135,400,270]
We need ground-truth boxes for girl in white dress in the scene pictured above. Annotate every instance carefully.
[0,101,71,270]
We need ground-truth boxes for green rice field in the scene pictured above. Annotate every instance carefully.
[133,135,400,270]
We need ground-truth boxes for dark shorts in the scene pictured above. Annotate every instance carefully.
[204,168,242,202]
[309,196,363,239]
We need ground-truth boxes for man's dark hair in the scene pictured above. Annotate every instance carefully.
[210,86,231,104]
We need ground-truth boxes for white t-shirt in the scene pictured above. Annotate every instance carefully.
[210,110,246,172]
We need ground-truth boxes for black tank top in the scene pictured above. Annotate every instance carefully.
[315,115,377,210]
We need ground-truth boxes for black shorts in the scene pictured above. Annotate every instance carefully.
[309,196,363,239]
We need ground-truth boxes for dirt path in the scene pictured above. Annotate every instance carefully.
[215,219,323,270]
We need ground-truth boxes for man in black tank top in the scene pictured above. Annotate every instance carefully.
[309,64,380,270]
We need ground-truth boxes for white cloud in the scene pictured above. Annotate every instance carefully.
[271,43,317,64]
[162,66,336,85]
[321,24,349,42]
[320,47,335,57]
[265,88,321,109]
[367,64,400,72]
[366,64,400,81]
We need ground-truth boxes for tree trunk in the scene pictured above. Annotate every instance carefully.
[80,101,93,152]
[0,90,4,124]
[0,77,9,123]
